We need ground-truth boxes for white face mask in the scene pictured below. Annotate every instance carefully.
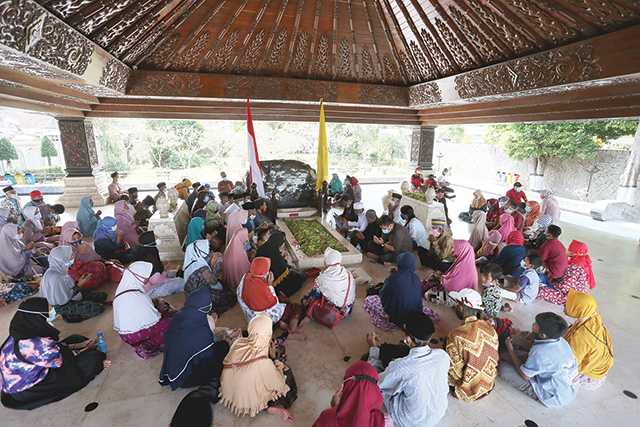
[334,209,344,216]
[525,206,532,213]
[382,227,392,234]
[520,260,527,269]
[7,192,17,199]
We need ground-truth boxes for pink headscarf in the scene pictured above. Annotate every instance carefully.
[497,213,515,241]
[114,200,139,247]
[225,209,248,248]
[442,240,478,292]
[223,227,250,290]
[477,230,502,257]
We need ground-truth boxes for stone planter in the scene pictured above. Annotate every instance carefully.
[389,190,446,231]
[148,211,184,262]
[277,217,363,269]
[277,207,318,218]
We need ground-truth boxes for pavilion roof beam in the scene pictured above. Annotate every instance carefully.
[0,67,99,104]
[0,85,92,111]
[0,95,85,117]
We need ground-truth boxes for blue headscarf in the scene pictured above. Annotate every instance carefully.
[76,197,98,237]
[159,287,215,390]
[380,252,423,326]
[93,216,117,242]
[329,173,343,194]
[185,217,205,247]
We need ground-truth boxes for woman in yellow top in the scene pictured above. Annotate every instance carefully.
[564,290,614,390]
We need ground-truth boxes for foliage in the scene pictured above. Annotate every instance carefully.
[0,137,18,161]
[284,219,346,256]
[436,125,466,144]
[146,120,205,169]
[40,136,58,166]
[402,190,427,202]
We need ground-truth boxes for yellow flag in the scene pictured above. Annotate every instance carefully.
[315,101,328,190]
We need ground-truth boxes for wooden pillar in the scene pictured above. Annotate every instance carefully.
[56,118,108,207]
[410,125,435,172]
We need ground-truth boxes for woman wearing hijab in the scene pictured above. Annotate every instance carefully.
[441,240,478,292]
[0,207,11,228]
[364,253,439,331]
[184,247,235,315]
[524,200,541,228]
[0,223,41,279]
[328,174,343,196]
[21,206,47,247]
[113,261,174,359]
[302,248,355,322]
[540,190,561,225]
[255,231,305,298]
[564,290,613,390]
[76,197,100,238]
[159,287,230,393]
[485,198,502,229]
[59,224,108,290]
[114,200,139,247]
[174,200,191,247]
[471,190,487,211]
[350,177,362,203]
[313,361,385,427]
[184,217,205,249]
[183,240,211,282]
[538,240,594,305]
[220,314,296,421]
[39,246,106,322]
[418,224,454,272]
[205,200,223,229]
[93,217,133,264]
[468,210,489,251]
[237,257,303,333]
[191,190,211,217]
[223,226,251,290]
[225,209,248,248]
[0,297,108,410]
[494,230,526,277]
[496,213,515,242]
[477,230,502,258]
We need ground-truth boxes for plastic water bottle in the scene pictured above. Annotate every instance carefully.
[96,331,107,353]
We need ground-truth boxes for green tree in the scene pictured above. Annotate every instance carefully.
[0,137,18,173]
[486,120,638,175]
[39,136,58,167]
[146,120,205,169]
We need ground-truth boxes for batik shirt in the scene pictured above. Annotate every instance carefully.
[446,316,499,401]
[0,197,22,224]
[482,284,503,318]
[0,337,62,394]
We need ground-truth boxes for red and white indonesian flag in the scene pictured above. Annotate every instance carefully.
[246,99,266,197]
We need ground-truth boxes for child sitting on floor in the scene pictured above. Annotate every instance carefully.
[499,254,542,305]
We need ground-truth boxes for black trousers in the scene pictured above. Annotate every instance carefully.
[1,335,105,410]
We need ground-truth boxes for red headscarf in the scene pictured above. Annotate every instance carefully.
[350,176,359,186]
[241,257,277,311]
[506,230,524,246]
[524,201,541,227]
[486,198,502,224]
[568,240,596,289]
[313,361,385,427]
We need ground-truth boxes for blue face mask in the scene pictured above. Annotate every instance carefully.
[243,240,253,251]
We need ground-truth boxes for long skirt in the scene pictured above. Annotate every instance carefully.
[0,335,105,410]
[0,282,37,305]
[537,264,589,305]
[180,341,230,390]
[363,295,440,331]
[69,260,109,290]
[119,312,173,359]
[274,269,305,298]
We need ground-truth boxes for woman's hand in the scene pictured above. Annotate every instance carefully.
[77,273,93,288]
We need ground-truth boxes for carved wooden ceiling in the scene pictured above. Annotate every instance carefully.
[0,0,639,124]
[33,0,640,85]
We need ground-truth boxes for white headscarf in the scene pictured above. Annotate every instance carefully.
[23,205,43,231]
[316,247,355,308]
[182,239,210,282]
[40,245,77,306]
[113,261,159,335]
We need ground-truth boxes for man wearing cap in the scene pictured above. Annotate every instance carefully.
[154,182,167,205]
[107,171,126,204]
[351,209,382,253]
[347,201,367,235]
[217,171,234,194]
[387,192,404,225]
[370,215,413,264]
[1,185,23,224]
[24,190,61,228]
[375,312,450,427]
[446,289,499,402]
[506,182,528,206]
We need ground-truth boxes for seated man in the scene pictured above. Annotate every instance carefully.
[346,202,367,238]
[538,224,568,282]
[134,196,155,229]
[387,193,403,225]
[499,254,542,305]
[351,209,381,252]
[446,289,499,401]
[500,312,578,408]
[127,187,139,208]
[368,215,412,264]
[107,171,126,203]
[253,198,272,227]
[154,182,167,205]
[375,312,450,427]
[506,182,527,206]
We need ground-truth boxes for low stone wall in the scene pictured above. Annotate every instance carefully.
[434,142,629,202]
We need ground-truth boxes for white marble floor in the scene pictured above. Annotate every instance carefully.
[0,186,639,426]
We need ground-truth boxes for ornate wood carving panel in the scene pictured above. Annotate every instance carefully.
[410,126,435,170]
[408,82,442,107]
[58,118,94,177]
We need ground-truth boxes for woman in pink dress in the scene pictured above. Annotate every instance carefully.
[114,200,139,247]
[223,227,251,290]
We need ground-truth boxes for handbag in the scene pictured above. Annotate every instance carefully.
[306,273,351,329]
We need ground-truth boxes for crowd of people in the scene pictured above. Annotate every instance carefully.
[0,169,614,427]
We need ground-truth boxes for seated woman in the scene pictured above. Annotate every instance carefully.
[21,206,54,251]
[440,240,478,293]
[60,224,108,290]
[184,248,235,316]
[485,198,502,229]
[524,200,541,228]
[220,314,297,422]
[564,290,613,390]
[538,240,594,305]
[184,216,205,249]
[400,206,428,252]
[256,231,305,298]
[93,217,133,264]
[39,246,106,323]
[114,200,139,247]
[131,231,185,299]
[0,223,43,280]
[418,224,454,272]
[302,248,355,324]
[76,196,101,238]
[313,361,386,427]
[205,200,223,229]
[351,209,381,253]
[459,190,487,223]
[364,253,439,331]
[468,210,489,252]
[477,230,502,258]
[0,298,109,410]
[159,287,230,396]
[496,213,515,241]
[113,261,174,359]
[493,230,526,277]
[223,225,251,290]
[237,257,303,332]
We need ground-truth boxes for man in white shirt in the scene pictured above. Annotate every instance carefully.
[400,205,428,250]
